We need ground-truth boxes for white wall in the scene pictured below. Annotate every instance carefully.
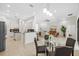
[66,16,78,50]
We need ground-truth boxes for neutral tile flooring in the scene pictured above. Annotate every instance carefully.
[0,37,79,56]
[0,37,44,56]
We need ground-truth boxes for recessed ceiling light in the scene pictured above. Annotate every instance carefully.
[7,4,11,8]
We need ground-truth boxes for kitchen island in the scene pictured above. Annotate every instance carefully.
[24,32,37,44]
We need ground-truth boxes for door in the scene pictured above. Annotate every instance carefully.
[0,21,6,51]
[77,18,79,45]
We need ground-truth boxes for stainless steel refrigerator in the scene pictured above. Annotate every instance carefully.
[0,21,6,51]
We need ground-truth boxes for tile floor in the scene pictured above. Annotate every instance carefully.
[0,37,79,56]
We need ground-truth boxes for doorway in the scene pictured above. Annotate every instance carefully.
[77,18,79,45]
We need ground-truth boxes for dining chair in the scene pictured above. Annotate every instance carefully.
[66,38,76,56]
[55,46,73,56]
[34,38,48,56]
[48,46,72,56]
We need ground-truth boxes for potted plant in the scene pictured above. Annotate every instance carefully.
[61,25,66,37]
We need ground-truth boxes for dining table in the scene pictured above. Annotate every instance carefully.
[44,35,67,55]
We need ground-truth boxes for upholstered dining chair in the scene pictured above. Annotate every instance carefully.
[55,46,73,56]
[66,38,76,56]
[48,46,72,56]
[34,38,48,56]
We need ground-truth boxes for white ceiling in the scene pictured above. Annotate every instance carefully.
[0,3,79,20]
